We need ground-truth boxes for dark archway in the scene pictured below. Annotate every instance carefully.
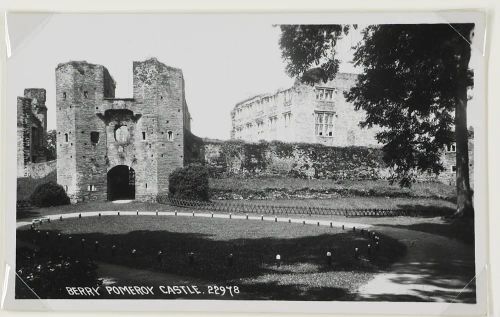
[107,165,135,201]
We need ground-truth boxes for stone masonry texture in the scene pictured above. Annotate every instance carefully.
[231,73,380,147]
[55,58,191,203]
[17,89,48,177]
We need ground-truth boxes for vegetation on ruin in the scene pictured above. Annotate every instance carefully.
[43,129,57,161]
[17,170,57,201]
[204,140,385,180]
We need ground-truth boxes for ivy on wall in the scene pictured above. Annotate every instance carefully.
[193,139,387,180]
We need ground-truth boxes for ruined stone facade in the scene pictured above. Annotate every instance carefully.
[439,138,474,187]
[17,89,48,177]
[56,58,191,202]
[231,73,379,147]
[230,73,474,185]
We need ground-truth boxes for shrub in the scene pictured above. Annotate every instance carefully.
[168,164,210,201]
[30,181,70,207]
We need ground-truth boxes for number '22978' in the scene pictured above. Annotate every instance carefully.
[207,286,240,297]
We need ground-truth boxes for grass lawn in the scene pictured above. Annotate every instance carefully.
[210,177,456,201]
[16,216,406,300]
[220,197,455,213]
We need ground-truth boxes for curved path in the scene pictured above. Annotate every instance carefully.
[16,210,475,303]
[356,225,476,303]
[16,210,371,230]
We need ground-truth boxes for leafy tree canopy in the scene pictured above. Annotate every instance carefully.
[345,24,474,186]
[279,25,354,84]
[279,23,475,216]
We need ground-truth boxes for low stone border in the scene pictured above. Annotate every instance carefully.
[16,210,372,230]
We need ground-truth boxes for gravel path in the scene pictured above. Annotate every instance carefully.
[356,225,476,303]
[16,210,371,230]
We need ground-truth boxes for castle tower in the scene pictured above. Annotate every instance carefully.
[55,61,116,202]
[132,58,186,198]
[55,58,188,203]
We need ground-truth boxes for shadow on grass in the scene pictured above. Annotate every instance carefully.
[17,226,406,300]
[240,282,349,301]
[17,209,43,220]
[383,208,475,244]
[395,204,455,218]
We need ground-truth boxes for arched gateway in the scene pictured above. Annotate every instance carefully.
[55,59,188,203]
[107,165,135,201]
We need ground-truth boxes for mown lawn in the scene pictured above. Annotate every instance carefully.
[17,216,406,300]
[210,177,456,200]
[221,197,455,212]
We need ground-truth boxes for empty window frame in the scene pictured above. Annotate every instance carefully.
[315,88,334,101]
[167,131,174,141]
[283,112,292,128]
[315,112,334,136]
[90,131,100,144]
[446,143,457,152]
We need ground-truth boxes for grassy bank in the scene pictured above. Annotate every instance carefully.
[209,177,456,201]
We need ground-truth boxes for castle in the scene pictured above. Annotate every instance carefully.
[17,89,48,177]
[17,59,472,204]
[231,73,379,147]
[55,58,191,202]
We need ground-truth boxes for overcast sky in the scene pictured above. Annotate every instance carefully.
[6,14,359,140]
[7,14,480,140]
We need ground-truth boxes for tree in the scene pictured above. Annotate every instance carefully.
[279,24,474,217]
[43,129,57,160]
[279,25,352,84]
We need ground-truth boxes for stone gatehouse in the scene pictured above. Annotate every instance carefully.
[55,58,191,202]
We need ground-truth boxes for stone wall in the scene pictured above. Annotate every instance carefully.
[189,138,474,186]
[17,92,47,177]
[437,138,474,187]
[22,160,57,178]
[201,139,387,180]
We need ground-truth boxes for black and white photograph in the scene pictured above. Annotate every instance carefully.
[2,12,488,314]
